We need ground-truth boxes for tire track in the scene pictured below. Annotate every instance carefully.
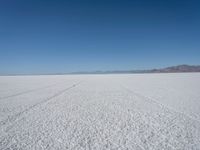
[119,86,190,149]
[120,85,200,124]
[0,82,62,101]
[0,82,82,127]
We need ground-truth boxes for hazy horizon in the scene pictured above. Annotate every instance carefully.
[0,64,199,75]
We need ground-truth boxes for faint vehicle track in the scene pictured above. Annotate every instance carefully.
[119,86,199,149]
[120,85,200,124]
[0,82,82,127]
[0,82,62,100]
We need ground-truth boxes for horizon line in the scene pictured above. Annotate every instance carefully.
[0,64,200,76]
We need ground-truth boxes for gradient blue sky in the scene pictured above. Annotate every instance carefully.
[0,0,200,74]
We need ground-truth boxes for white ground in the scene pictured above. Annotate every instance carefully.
[0,73,200,150]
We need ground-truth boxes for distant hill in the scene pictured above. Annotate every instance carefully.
[150,65,200,73]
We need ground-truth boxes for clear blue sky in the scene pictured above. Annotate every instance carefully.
[0,0,200,74]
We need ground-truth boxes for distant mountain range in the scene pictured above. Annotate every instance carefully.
[70,65,200,74]
[150,65,200,73]
[1,65,200,76]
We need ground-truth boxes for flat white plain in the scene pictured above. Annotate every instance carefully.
[0,73,200,150]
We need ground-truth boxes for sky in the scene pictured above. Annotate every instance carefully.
[0,0,200,74]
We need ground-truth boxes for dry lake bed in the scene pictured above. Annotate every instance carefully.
[0,73,200,149]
